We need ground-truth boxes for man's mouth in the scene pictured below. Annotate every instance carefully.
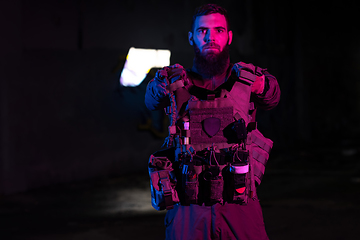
[203,43,220,51]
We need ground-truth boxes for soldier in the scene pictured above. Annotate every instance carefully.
[145,3,280,240]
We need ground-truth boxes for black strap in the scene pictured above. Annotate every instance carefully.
[158,171,174,210]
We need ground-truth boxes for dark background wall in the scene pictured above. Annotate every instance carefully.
[1,0,359,195]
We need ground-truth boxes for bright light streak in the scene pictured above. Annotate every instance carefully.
[120,47,171,87]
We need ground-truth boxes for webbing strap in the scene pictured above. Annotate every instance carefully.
[232,62,258,85]
[182,130,190,137]
[239,62,256,72]
[252,165,264,183]
[252,149,268,166]
[167,80,184,92]
[252,133,273,153]
[239,61,265,76]
[188,96,233,110]
[239,70,256,83]
[158,171,174,210]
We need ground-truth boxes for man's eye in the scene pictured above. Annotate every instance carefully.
[199,29,206,33]
[217,29,224,33]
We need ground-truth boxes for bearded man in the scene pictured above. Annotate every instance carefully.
[145,3,280,240]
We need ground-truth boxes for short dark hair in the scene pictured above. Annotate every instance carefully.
[191,4,230,33]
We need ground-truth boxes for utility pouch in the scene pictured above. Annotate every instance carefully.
[208,177,224,204]
[227,163,250,204]
[148,155,179,211]
[182,163,201,204]
[251,129,273,185]
[201,165,224,204]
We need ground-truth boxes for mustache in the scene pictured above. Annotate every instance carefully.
[203,42,220,50]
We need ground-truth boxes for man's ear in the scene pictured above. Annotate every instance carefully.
[188,32,194,46]
[228,30,233,45]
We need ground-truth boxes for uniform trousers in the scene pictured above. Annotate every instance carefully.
[164,197,269,240]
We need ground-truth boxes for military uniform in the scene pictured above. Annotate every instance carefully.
[145,62,280,240]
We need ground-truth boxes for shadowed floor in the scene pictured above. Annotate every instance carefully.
[1,148,360,239]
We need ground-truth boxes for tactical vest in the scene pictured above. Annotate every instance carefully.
[148,62,273,211]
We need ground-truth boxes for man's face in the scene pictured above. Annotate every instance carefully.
[188,13,233,55]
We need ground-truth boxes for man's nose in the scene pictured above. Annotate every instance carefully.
[205,30,215,42]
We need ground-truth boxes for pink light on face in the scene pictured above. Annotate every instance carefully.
[188,13,233,54]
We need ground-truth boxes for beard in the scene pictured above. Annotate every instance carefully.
[193,42,230,78]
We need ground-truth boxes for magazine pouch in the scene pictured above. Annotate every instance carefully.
[148,155,179,211]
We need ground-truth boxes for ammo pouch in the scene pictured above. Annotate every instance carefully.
[148,154,179,211]
[251,129,273,185]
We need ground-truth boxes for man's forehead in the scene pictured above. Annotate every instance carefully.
[194,13,228,29]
